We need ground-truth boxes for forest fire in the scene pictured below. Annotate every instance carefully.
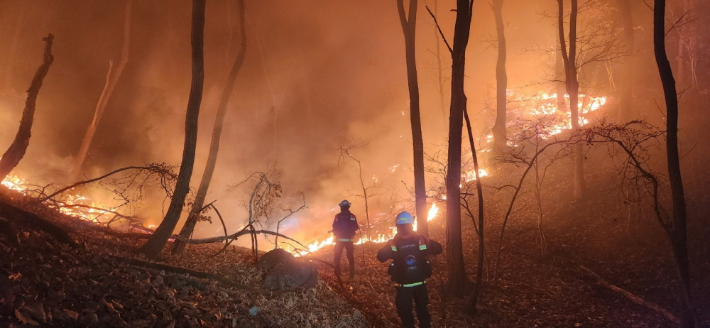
[1,0,707,326]
[2,174,120,225]
[292,202,441,256]
[508,92,607,137]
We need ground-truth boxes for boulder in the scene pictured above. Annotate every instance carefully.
[257,248,295,270]
[263,260,318,290]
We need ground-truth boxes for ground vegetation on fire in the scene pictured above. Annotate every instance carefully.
[1,162,708,327]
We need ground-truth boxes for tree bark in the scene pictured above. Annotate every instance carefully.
[614,0,634,122]
[433,0,446,116]
[463,105,485,314]
[444,0,474,297]
[490,0,507,149]
[140,0,206,259]
[0,34,55,180]
[653,1,696,326]
[69,0,132,179]
[397,0,428,237]
[172,0,247,255]
[557,0,585,199]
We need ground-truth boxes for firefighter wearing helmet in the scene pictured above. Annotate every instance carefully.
[377,211,442,328]
[332,199,359,279]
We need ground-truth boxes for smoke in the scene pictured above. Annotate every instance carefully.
[1,0,706,248]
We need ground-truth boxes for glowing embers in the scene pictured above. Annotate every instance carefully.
[291,202,442,257]
[463,169,489,182]
[2,174,116,225]
[1,174,26,192]
[508,92,607,138]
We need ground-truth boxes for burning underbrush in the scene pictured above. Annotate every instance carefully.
[308,162,706,327]
[0,186,368,327]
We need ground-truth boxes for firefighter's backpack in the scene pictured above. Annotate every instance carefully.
[387,235,432,284]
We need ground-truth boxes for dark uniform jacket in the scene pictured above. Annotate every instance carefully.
[377,233,443,284]
[332,210,359,241]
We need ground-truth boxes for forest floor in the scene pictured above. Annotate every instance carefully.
[1,182,709,327]
[0,188,367,327]
[313,187,710,327]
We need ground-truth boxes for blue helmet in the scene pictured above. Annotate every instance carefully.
[395,211,414,225]
[339,199,351,207]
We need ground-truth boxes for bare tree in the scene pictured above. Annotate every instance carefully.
[428,0,475,296]
[653,0,696,325]
[463,104,485,313]
[493,124,578,282]
[69,0,132,179]
[432,0,447,116]
[490,0,508,149]
[339,145,378,241]
[0,34,55,180]
[612,0,634,121]
[557,0,586,199]
[140,0,206,259]
[396,0,428,237]
[172,0,247,254]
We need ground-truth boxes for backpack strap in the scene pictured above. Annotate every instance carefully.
[418,235,428,251]
[387,239,397,252]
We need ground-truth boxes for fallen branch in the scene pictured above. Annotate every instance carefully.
[178,229,307,250]
[110,255,289,297]
[79,223,153,239]
[0,199,77,247]
[576,265,680,324]
[40,166,148,202]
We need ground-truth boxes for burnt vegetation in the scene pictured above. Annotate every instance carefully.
[0,0,709,327]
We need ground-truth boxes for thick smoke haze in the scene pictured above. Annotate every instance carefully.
[1,1,708,247]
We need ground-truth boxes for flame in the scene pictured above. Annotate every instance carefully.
[2,174,130,225]
[427,203,439,222]
[513,92,607,138]
[463,168,488,182]
[291,202,442,256]
[1,174,25,192]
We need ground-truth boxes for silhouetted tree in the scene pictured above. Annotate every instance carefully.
[557,0,586,199]
[442,0,475,297]
[653,0,696,326]
[612,0,634,121]
[490,0,508,149]
[172,0,247,255]
[140,0,206,259]
[69,0,132,179]
[0,34,54,180]
[463,103,485,313]
[397,0,428,236]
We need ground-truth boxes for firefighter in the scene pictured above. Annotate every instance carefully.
[332,199,359,279]
[377,211,442,328]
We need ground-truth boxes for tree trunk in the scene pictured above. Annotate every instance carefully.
[172,0,247,255]
[463,103,485,314]
[69,0,132,179]
[444,0,473,297]
[557,0,585,199]
[490,0,507,149]
[653,1,696,326]
[397,0,428,237]
[614,0,634,122]
[555,49,567,112]
[140,0,206,259]
[433,0,446,116]
[0,34,54,180]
